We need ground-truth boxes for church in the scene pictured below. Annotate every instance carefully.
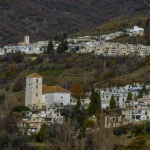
[25,73,71,110]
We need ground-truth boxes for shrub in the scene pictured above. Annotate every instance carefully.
[12,105,30,112]
[144,122,150,134]
[12,78,24,92]
[0,130,8,149]
[0,94,5,105]
[133,125,144,136]
[5,85,10,91]
[114,127,126,137]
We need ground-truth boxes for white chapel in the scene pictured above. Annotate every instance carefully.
[25,73,71,109]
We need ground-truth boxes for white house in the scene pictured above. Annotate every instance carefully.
[25,73,71,110]
[126,26,144,36]
[122,109,150,122]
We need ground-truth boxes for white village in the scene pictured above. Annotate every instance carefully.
[18,72,150,135]
[0,26,150,57]
[1,25,150,136]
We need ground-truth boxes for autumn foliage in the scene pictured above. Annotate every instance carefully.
[70,84,84,98]
[144,55,150,65]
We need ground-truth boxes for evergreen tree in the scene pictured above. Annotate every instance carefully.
[89,88,101,115]
[89,88,96,115]
[95,92,101,113]
[145,19,150,29]
[138,91,143,98]
[75,97,81,111]
[57,40,68,53]
[138,84,149,98]
[110,95,116,109]
[127,92,132,101]
[47,40,54,55]
[57,43,64,53]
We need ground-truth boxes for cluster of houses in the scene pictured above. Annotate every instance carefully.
[100,84,150,128]
[0,36,49,55]
[19,72,150,134]
[67,26,149,57]
[1,26,149,57]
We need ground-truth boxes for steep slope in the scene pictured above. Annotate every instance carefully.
[0,0,149,46]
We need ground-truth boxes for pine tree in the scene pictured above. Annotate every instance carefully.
[127,92,132,101]
[110,95,116,109]
[47,40,54,55]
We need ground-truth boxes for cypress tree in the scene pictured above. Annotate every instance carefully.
[47,40,54,55]
[89,88,96,115]
[75,97,81,111]
[127,92,132,101]
[95,91,101,113]
[110,95,116,109]
[89,89,101,115]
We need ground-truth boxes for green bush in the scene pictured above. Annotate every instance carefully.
[133,125,144,136]
[144,122,150,134]
[12,105,30,112]
[114,127,126,137]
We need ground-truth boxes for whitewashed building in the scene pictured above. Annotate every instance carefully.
[25,73,71,110]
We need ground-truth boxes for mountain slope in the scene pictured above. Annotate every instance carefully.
[0,0,149,46]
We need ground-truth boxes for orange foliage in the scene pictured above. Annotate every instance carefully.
[70,84,84,98]
[0,73,6,79]
[144,55,150,65]
[66,58,73,63]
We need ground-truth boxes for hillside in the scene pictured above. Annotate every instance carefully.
[70,15,148,37]
[0,0,149,46]
[0,52,150,112]
[107,34,147,45]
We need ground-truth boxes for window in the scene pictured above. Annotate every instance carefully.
[36,93,38,97]
[36,85,38,89]
[36,79,38,83]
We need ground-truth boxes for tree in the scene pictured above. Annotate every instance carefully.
[36,124,46,142]
[89,88,101,115]
[145,19,150,29]
[75,97,81,111]
[70,84,83,98]
[110,95,116,109]
[12,105,30,113]
[138,84,149,98]
[114,127,126,137]
[47,40,54,55]
[133,125,144,136]
[89,88,97,115]
[144,122,150,134]
[57,41,68,53]
[57,43,65,53]
[127,92,132,101]
[0,130,8,149]
[95,91,101,113]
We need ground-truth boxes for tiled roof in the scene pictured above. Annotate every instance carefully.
[42,84,70,94]
[26,73,43,78]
